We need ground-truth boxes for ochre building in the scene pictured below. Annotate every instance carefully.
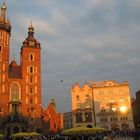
[71,80,134,130]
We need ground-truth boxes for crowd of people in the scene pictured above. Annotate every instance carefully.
[3,129,140,140]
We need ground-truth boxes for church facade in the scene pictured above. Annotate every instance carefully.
[0,1,43,134]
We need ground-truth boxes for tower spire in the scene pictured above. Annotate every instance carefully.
[1,0,7,22]
[28,21,34,36]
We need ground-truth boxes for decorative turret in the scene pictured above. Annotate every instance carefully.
[28,22,34,36]
[21,22,40,49]
[0,0,11,34]
[51,98,56,110]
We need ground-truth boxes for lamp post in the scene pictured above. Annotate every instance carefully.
[91,85,96,127]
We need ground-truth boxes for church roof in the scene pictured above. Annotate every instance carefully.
[9,60,21,79]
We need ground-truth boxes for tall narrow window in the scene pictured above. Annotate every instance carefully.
[35,86,37,94]
[3,64,5,71]
[29,53,34,61]
[26,86,28,94]
[11,83,20,101]
[35,76,37,83]
[2,85,5,93]
[0,46,1,52]
[6,33,9,46]
[30,87,33,94]
[35,97,37,104]
[30,66,34,74]
[76,95,80,102]
[2,74,5,82]
[26,97,28,104]
[0,32,2,42]
[30,99,33,104]
[30,77,33,83]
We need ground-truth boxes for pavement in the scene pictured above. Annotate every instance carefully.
[114,137,134,140]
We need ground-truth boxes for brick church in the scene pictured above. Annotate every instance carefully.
[0,1,60,135]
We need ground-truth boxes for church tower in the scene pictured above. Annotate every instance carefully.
[20,23,42,129]
[0,0,11,115]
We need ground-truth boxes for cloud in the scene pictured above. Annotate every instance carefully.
[3,0,140,112]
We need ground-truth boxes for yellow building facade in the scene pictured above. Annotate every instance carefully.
[71,80,134,130]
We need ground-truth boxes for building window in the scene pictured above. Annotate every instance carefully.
[0,46,1,52]
[30,77,33,83]
[35,76,37,83]
[2,85,5,93]
[11,83,20,101]
[35,86,37,94]
[3,64,5,71]
[76,95,79,101]
[26,76,28,83]
[85,103,90,109]
[26,86,28,94]
[35,97,37,104]
[30,117,34,122]
[30,66,34,74]
[110,117,117,122]
[6,33,9,46]
[30,87,33,94]
[85,94,90,101]
[76,103,81,109]
[29,53,34,61]
[101,118,108,123]
[35,67,37,74]
[85,112,92,122]
[26,97,28,104]
[30,99,33,104]
[2,74,5,82]
[76,112,83,123]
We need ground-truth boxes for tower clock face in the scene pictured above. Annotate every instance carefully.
[29,41,35,46]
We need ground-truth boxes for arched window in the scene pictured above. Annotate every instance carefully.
[85,94,90,101]
[30,66,34,74]
[76,95,79,101]
[29,53,34,61]
[11,83,20,101]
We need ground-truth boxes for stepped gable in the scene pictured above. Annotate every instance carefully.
[9,59,21,79]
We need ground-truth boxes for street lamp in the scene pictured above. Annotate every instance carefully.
[91,85,96,127]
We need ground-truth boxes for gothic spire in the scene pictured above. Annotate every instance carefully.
[28,21,34,36]
[1,0,7,22]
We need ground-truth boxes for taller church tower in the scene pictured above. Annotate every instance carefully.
[0,0,43,133]
[0,1,11,115]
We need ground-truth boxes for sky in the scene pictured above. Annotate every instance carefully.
[3,0,140,112]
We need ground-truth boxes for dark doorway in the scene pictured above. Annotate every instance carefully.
[7,127,11,136]
[13,126,19,134]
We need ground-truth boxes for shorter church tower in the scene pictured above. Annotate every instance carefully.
[20,23,42,131]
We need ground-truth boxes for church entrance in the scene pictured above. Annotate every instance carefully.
[13,126,19,134]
